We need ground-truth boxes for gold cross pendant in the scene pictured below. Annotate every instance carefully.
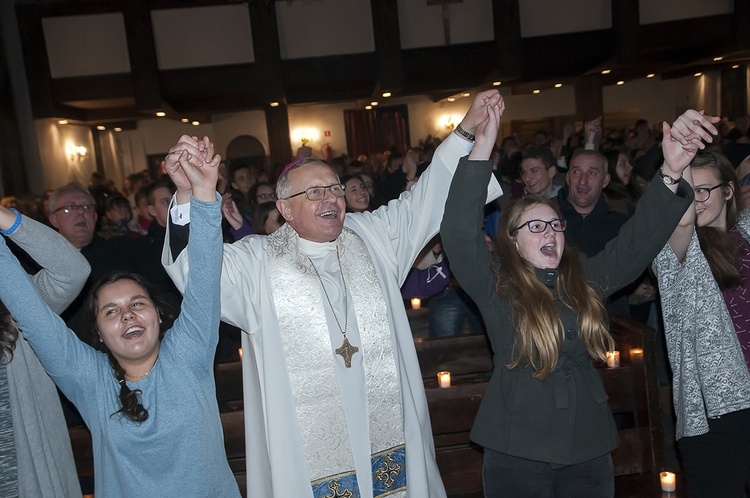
[335,337,359,368]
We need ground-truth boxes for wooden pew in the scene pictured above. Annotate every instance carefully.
[68,317,666,498]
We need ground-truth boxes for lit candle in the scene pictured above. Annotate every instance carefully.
[660,471,676,492]
[606,350,620,368]
[411,297,421,310]
[630,348,643,364]
[238,348,243,360]
[437,371,451,388]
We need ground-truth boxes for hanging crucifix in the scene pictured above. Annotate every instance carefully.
[427,0,463,45]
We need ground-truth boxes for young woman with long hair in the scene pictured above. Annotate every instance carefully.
[653,148,750,497]
[0,205,88,497]
[440,109,714,497]
[0,146,241,497]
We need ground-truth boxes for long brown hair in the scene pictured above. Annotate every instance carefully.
[692,150,744,290]
[493,196,613,379]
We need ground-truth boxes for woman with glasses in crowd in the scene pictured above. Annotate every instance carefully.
[653,148,750,497]
[440,109,712,497]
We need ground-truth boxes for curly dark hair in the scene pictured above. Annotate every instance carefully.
[85,272,176,422]
[0,300,18,364]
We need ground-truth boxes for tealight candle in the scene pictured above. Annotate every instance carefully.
[660,471,676,492]
[411,297,421,310]
[606,350,620,368]
[238,348,243,360]
[630,348,644,364]
[437,371,451,388]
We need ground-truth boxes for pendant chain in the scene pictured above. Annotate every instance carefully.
[307,248,348,339]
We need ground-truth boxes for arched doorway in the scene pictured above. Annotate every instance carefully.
[226,135,267,173]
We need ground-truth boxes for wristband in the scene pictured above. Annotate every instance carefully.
[455,124,476,142]
[0,208,21,236]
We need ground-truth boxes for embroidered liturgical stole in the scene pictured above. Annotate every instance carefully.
[268,225,405,497]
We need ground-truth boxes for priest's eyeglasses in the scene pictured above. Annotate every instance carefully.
[694,184,726,203]
[514,219,567,234]
[284,184,346,201]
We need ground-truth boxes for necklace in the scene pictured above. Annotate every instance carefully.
[124,369,151,382]
[307,248,360,368]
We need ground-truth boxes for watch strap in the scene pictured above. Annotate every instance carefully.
[455,124,475,142]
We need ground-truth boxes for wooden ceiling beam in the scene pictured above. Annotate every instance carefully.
[611,0,640,66]
[492,0,522,81]
[123,0,165,112]
[248,0,285,104]
[371,0,403,95]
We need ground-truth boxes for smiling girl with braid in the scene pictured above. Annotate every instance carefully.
[0,143,240,497]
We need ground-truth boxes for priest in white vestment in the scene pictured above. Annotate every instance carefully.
[162,91,504,498]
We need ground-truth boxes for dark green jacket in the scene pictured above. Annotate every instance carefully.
[441,157,692,465]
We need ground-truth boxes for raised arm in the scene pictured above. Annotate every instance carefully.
[162,141,223,360]
[0,223,99,399]
[441,98,501,314]
[0,206,90,313]
[663,110,720,261]
[348,90,504,283]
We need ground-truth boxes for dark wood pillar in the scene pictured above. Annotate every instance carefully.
[574,74,603,122]
[721,65,747,119]
[265,104,292,165]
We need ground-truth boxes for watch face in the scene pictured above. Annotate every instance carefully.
[660,170,677,184]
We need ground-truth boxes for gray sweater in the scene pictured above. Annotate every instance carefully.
[653,210,750,439]
[2,215,89,498]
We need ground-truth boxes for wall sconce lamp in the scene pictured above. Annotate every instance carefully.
[67,144,88,163]
[292,128,320,146]
[441,115,461,131]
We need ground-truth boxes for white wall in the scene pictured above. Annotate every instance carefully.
[35,121,96,189]
[33,73,739,194]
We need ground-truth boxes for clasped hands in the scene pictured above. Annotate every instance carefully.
[662,110,721,181]
[164,135,221,203]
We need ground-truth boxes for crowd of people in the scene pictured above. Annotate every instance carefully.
[0,91,749,498]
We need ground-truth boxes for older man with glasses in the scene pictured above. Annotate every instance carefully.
[163,90,504,498]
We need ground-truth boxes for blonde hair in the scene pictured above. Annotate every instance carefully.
[493,196,613,379]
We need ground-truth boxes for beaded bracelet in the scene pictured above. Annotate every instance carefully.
[0,208,21,236]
